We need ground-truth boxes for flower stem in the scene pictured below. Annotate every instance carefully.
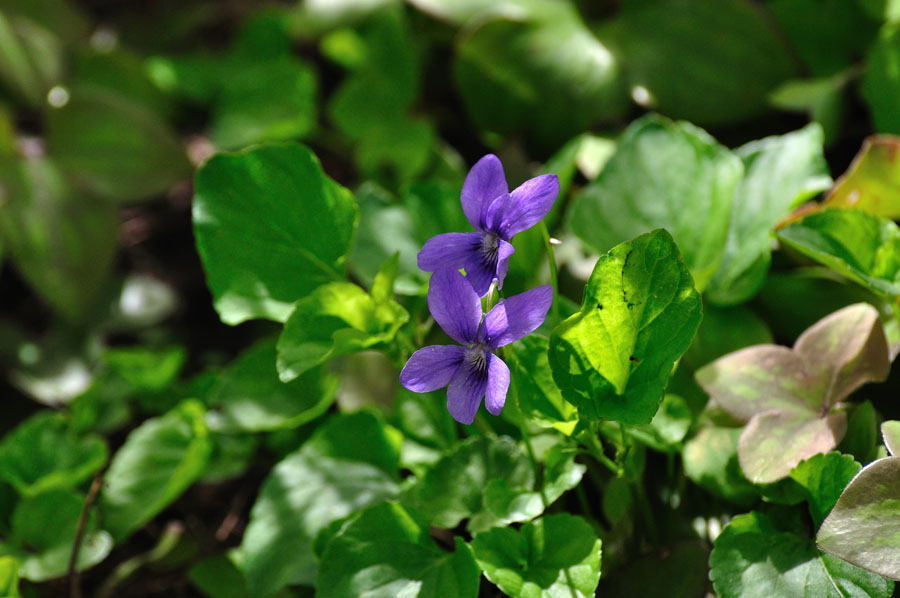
[540,222,560,326]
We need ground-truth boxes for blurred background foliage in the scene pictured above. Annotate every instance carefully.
[1,0,900,596]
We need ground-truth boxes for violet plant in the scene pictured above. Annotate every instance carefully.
[5,3,900,596]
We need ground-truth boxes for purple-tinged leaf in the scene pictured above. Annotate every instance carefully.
[427,269,482,345]
[695,346,820,422]
[817,456,900,581]
[882,421,900,456]
[479,286,553,349]
[794,303,890,407]
[738,409,847,484]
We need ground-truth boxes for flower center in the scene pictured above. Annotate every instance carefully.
[464,346,488,374]
[480,233,499,261]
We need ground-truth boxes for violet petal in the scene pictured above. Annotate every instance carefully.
[446,351,490,424]
[484,353,510,416]
[495,239,515,290]
[399,345,465,392]
[461,154,508,231]
[417,232,481,272]
[479,285,553,348]
[427,268,482,345]
[496,174,559,240]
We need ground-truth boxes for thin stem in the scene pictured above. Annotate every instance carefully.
[540,221,560,326]
[69,474,104,598]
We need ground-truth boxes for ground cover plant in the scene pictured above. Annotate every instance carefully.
[1,0,900,596]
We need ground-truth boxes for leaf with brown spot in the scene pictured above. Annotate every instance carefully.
[825,136,900,219]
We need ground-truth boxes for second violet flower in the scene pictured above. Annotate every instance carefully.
[417,154,559,296]
[400,269,552,425]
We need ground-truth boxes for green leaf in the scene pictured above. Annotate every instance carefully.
[628,393,693,452]
[603,0,796,125]
[304,411,401,478]
[0,411,107,497]
[682,426,757,505]
[707,124,832,304]
[212,58,317,149]
[882,421,900,455]
[276,279,408,382]
[568,114,742,291]
[210,14,317,149]
[410,435,533,532]
[46,86,191,203]
[102,345,186,393]
[349,181,468,295]
[824,135,900,219]
[767,0,878,77]
[839,401,879,464]
[682,304,773,371]
[99,400,212,541]
[711,511,893,598]
[768,76,846,145]
[193,143,358,324]
[0,11,62,106]
[861,24,900,135]
[453,5,626,149]
[328,8,435,181]
[5,489,112,582]
[317,501,480,598]
[514,336,577,431]
[0,0,89,44]
[205,337,337,432]
[188,551,249,598]
[817,456,900,581]
[549,229,702,424]
[603,542,708,598]
[241,412,400,594]
[0,555,19,597]
[776,209,900,299]
[790,452,861,528]
[483,445,585,526]
[70,48,174,118]
[0,155,118,321]
[471,513,601,598]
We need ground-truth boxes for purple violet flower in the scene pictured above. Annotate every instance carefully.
[399,268,552,425]
[417,154,559,297]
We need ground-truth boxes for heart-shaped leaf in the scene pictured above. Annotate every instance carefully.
[568,114,742,291]
[789,452,861,528]
[817,457,900,581]
[317,501,480,598]
[193,143,358,325]
[696,303,889,483]
[471,513,602,598]
[549,229,702,424]
[712,511,893,598]
[276,257,408,382]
